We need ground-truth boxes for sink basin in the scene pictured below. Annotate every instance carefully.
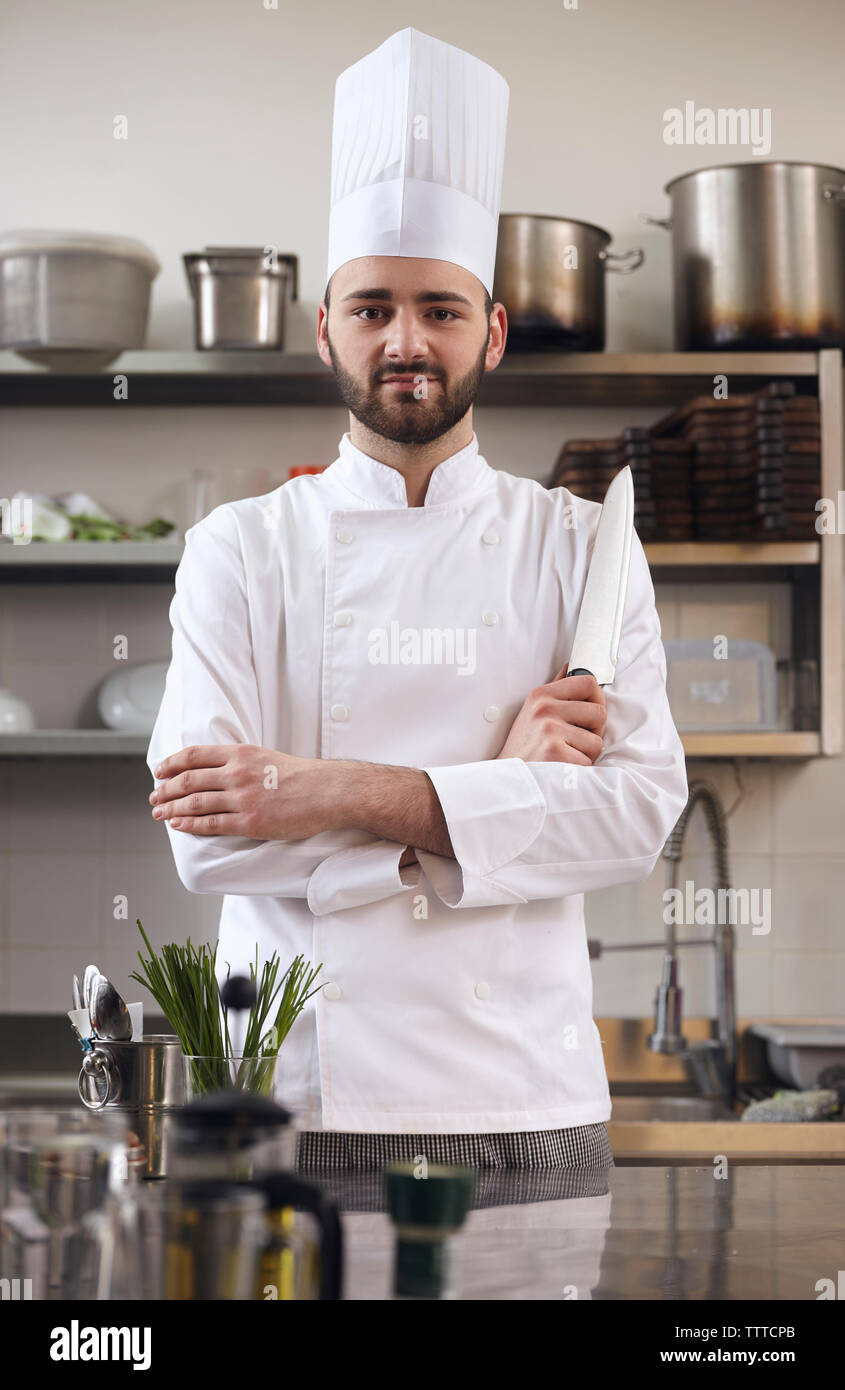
[748,1023,845,1088]
[610,1095,739,1123]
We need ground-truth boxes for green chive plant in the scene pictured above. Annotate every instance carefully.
[130,919,322,1095]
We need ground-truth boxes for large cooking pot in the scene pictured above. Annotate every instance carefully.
[648,161,845,350]
[492,213,644,351]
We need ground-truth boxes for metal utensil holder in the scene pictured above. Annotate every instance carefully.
[78,1035,186,1179]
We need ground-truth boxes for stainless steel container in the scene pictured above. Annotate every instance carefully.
[183,245,298,349]
[650,161,845,350]
[492,213,644,351]
[77,1034,185,1179]
[0,229,160,365]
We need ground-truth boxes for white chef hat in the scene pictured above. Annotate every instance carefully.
[326,27,509,298]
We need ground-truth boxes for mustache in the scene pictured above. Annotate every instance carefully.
[376,369,442,381]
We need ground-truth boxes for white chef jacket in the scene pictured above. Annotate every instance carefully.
[147,430,688,1133]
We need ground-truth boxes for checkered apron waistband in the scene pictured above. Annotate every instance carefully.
[294,1123,614,1211]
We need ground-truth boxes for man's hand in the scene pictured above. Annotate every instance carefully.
[496,665,607,766]
[150,744,340,838]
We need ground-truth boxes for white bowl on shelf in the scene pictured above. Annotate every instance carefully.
[97,662,168,733]
[0,688,36,731]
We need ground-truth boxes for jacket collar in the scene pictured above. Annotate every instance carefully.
[329,431,496,509]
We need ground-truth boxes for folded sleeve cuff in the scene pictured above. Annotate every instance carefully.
[418,759,545,910]
[307,840,421,916]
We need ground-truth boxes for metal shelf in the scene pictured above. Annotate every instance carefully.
[644,542,819,567]
[0,731,150,757]
[0,539,819,574]
[0,349,824,408]
[0,540,183,570]
[682,732,821,759]
[0,728,822,761]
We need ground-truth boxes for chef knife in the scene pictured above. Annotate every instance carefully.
[567,465,635,686]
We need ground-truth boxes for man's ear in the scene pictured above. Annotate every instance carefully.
[316,303,331,367]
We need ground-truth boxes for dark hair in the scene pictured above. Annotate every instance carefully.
[324,274,493,320]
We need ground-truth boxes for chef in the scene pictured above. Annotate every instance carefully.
[147,27,689,1173]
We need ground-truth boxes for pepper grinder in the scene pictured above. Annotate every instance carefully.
[383,1162,475,1299]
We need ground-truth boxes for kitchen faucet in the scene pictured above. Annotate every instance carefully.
[588,779,737,1101]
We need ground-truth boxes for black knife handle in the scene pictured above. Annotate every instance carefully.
[568,668,609,688]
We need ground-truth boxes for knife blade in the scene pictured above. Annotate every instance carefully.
[567,465,635,686]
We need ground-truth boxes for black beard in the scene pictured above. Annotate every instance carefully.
[324,329,490,446]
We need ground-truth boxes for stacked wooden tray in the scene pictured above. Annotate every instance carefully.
[548,432,660,539]
[547,381,820,542]
[649,382,820,541]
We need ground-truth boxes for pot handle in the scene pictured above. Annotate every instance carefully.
[78,1047,115,1110]
[823,183,845,207]
[276,252,299,301]
[640,214,672,230]
[599,247,645,275]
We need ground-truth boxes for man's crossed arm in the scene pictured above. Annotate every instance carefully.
[151,747,453,863]
[149,668,607,864]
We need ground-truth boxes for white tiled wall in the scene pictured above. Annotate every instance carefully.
[0,573,204,1014]
[0,755,220,1013]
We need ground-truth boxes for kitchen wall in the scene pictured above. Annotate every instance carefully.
[1,0,844,1021]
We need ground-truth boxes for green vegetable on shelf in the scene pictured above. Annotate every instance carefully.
[128,517,175,540]
[68,513,175,541]
[129,918,322,1096]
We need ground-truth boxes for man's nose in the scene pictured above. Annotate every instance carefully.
[383,310,429,361]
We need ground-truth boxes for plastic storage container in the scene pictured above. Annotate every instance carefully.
[663,638,778,731]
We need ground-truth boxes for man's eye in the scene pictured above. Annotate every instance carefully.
[352,308,458,322]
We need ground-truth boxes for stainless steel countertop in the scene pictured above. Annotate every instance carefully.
[333,1164,845,1300]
